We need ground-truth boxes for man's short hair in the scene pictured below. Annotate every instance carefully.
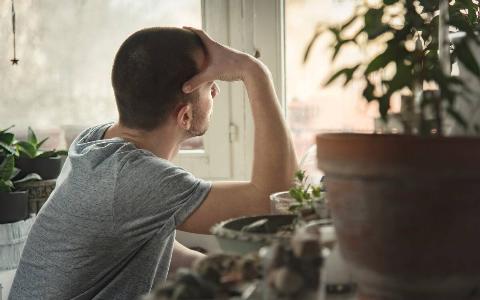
[111,27,204,130]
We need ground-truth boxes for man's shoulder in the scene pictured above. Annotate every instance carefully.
[70,123,140,163]
[117,149,177,174]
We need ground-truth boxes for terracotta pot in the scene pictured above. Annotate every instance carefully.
[316,133,480,300]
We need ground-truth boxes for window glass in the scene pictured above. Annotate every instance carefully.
[0,0,202,149]
[286,0,376,159]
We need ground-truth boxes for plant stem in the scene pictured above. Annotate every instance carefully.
[437,0,451,135]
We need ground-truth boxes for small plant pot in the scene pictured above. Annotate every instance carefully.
[313,198,330,219]
[269,191,295,214]
[0,191,29,224]
[15,156,62,180]
[16,179,56,214]
[270,191,330,218]
[211,214,296,255]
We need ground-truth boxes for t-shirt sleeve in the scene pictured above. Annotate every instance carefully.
[113,150,211,238]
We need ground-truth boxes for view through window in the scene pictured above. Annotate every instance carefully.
[0,0,202,150]
[286,0,377,161]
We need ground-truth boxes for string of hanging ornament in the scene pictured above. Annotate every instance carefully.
[11,0,19,65]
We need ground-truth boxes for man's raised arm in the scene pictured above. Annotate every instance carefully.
[177,27,298,234]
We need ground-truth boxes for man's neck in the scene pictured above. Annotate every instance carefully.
[103,122,183,160]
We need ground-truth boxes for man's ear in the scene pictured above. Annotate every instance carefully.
[176,103,193,130]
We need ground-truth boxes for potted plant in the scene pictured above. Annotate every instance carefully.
[0,155,29,224]
[284,170,328,221]
[0,127,28,223]
[211,170,330,255]
[0,126,18,158]
[14,127,67,180]
[305,1,480,299]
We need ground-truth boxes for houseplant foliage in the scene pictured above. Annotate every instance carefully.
[0,155,32,223]
[14,127,67,180]
[288,170,328,221]
[0,125,18,156]
[305,0,480,135]
[0,155,18,192]
[15,127,68,159]
[0,125,63,219]
[308,1,480,299]
[211,170,329,255]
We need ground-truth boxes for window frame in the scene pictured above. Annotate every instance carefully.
[174,0,285,181]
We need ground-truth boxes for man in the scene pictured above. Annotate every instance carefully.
[10,27,297,299]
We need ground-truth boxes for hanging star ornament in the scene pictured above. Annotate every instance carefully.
[10,0,19,65]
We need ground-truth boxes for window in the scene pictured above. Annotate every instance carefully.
[285,0,376,159]
[0,0,235,179]
[0,0,200,134]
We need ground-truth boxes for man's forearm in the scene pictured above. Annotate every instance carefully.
[243,56,298,197]
[169,240,205,277]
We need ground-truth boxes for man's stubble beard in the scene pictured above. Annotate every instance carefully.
[186,101,209,138]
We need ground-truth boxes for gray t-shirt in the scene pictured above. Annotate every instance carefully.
[9,123,212,300]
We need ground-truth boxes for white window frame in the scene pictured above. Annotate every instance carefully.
[177,0,285,252]
[174,0,285,182]
[228,0,286,181]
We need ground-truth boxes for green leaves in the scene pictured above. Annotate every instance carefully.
[37,150,68,158]
[0,132,14,146]
[0,126,17,156]
[288,169,324,215]
[0,126,67,192]
[325,64,360,86]
[366,47,396,75]
[0,156,15,181]
[317,0,478,134]
[455,39,480,77]
[304,31,321,63]
[451,0,479,26]
[386,61,413,93]
[16,141,37,159]
[0,142,17,156]
[14,127,66,159]
[446,106,468,130]
[27,126,37,145]
[0,156,15,192]
[384,0,399,5]
[364,8,385,40]
[417,0,438,12]
[379,93,392,120]
[294,170,305,182]
[14,173,41,184]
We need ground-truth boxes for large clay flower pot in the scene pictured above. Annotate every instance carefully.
[316,133,480,300]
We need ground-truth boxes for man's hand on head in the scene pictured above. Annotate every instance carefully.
[182,26,257,94]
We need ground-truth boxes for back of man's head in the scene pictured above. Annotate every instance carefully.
[111,27,204,131]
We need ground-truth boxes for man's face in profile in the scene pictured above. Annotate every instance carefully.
[185,48,219,137]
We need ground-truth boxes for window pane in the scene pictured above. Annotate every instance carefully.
[0,0,203,149]
[286,0,375,160]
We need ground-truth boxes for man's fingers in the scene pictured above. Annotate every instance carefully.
[182,26,217,93]
[183,26,214,46]
[182,70,212,94]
